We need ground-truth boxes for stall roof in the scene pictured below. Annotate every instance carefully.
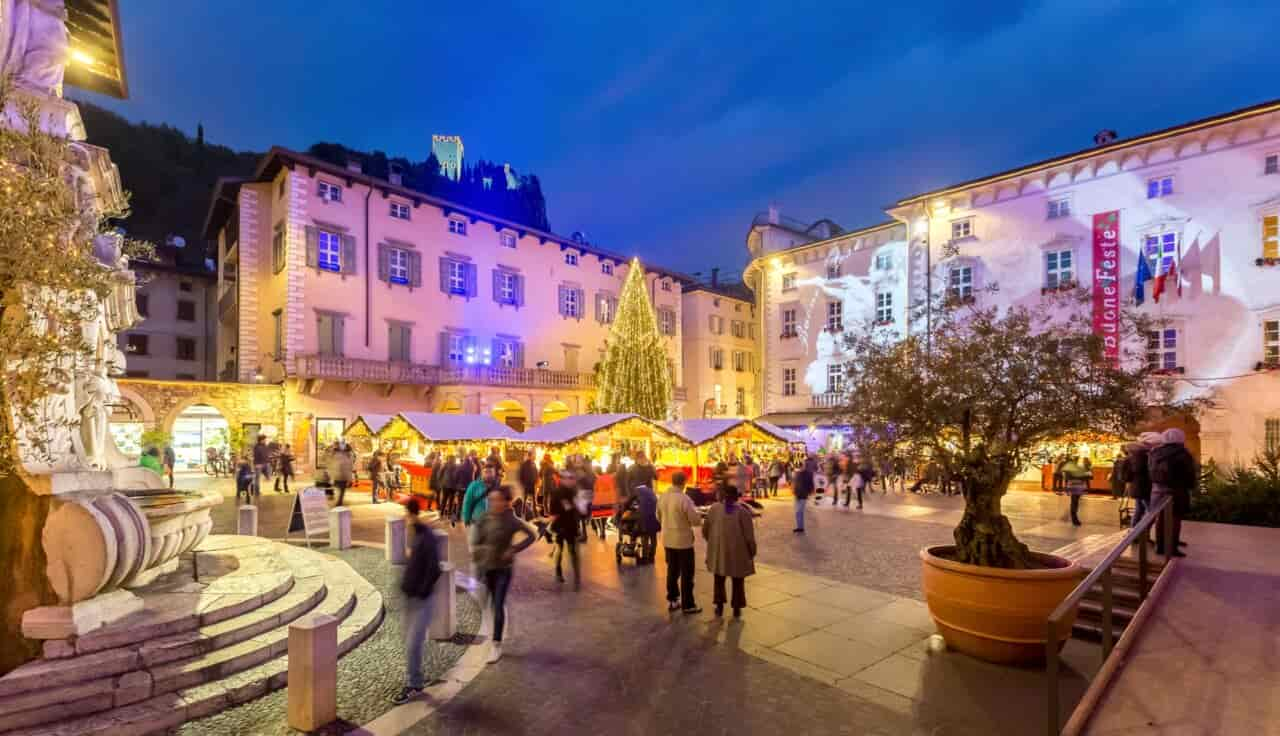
[344,413,396,437]
[754,420,804,444]
[517,413,683,445]
[665,418,796,446]
[392,412,520,442]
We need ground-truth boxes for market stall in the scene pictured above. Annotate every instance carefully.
[662,418,797,493]
[1015,430,1127,493]
[374,412,519,497]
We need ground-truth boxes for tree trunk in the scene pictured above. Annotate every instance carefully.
[953,477,1033,569]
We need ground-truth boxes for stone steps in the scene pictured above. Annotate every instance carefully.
[1069,553,1166,645]
[0,536,384,736]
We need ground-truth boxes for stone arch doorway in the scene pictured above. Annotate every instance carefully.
[490,399,528,432]
[170,404,231,473]
[108,388,157,458]
[541,400,571,425]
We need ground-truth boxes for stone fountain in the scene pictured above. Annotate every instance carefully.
[2,0,221,644]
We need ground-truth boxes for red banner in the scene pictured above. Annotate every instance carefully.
[1092,211,1121,365]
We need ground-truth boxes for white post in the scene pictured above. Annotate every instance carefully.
[287,613,337,732]
[237,505,258,536]
[432,528,451,566]
[430,562,456,640]
[385,516,406,565]
[329,508,351,550]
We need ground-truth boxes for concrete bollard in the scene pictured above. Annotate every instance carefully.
[433,528,451,565]
[385,516,406,565]
[287,613,338,732]
[430,562,456,640]
[329,507,351,550]
[237,505,258,536]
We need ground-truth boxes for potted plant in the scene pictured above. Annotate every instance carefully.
[837,293,1175,664]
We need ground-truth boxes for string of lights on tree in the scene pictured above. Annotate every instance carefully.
[595,258,673,420]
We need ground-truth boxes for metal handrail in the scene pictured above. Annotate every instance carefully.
[1046,495,1175,735]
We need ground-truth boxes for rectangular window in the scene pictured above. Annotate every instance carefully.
[1146,175,1174,199]
[733,351,746,372]
[1265,320,1279,364]
[496,270,518,305]
[446,333,466,364]
[1266,154,1279,176]
[731,321,745,338]
[827,363,844,394]
[1144,233,1179,277]
[388,248,410,285]
[446,260,467,295]
[390,201,411,220]
[136,293,149,318]
[781,273,797,292]
[1045,249,1074,289]
[272,228,286,274]
[389,323,411,362]
[951,218,973,240]
[177,299,195,322]
[317,230,342,272]
[875,292,893,324]
[317,313,343,356]
[448,216,467,236]
[1267,418,1280,454]
[826,264,841,279]
[782,308,797,338]
[317,180,342,202]
[1146,328,1178,370]
[658,308,676,336]
[874,252,891,271]
[735,387,746,416]
[601,261,613,275]
[782,367,797,396]
[596,293,617,324]
[1047,197,1071,219]
[564,252,579,266]
[826,301,843,332]
[661,280,672,292]
[560,286,581,318]
[176,337,196,361]
[272,309,283,358]
[495,339,520,368]
[949,265,974,301]
[499,231,517,249]
[710,348,724,370]
[1263,215,1279,259]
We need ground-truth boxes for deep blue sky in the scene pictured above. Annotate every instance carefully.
[83,1,1280,278]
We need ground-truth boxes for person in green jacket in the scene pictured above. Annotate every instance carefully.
[139,447,164,475]
[462,465,499,576]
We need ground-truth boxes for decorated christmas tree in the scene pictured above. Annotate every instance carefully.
[596,258,674,420]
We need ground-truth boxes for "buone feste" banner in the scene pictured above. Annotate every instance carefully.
[1092,211,1121,365]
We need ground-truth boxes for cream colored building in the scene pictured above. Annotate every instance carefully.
[204,147,688,465]
[121,244,216,381]
[681,281,759,418]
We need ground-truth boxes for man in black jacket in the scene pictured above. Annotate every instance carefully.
[792,457,816,533]
[392,498,442,704]
[1148,428,1196,557]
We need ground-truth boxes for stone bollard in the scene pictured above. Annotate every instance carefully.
[329,507,351,550]
[385,516,406,565]
[237,505,258,536]
[433,528,451,565]
[430,562,456,640]
[287,613,338,732]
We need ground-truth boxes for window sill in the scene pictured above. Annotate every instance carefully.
[946,295,977,306]
[873,319,895,327]
[1041,281,1078,295]
[948,235,977,245]
[1148,367,1186,376]
[1255,257,1280,267]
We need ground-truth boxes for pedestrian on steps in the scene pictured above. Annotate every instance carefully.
[391,497,442,705]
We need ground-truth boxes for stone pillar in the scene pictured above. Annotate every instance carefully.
[237,505,258,536]
[385,516,406,565]
[329,508,351,550]
[433,528,451,565]
[287,613,337,732]
[430,562,456,640]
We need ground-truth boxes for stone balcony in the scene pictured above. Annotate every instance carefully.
[294,354,597,396]
[810,392,844,410]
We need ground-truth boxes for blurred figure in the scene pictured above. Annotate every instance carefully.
[368,449,385,504]
[274,443,295,494]
[162,443,176,488]
[329,439,355,507]
[703,485,756,618]
[633,483,660,564]
[791,457,815,533]
[473,486,538,663]
[391,497,442,705]
[549,471,582,588]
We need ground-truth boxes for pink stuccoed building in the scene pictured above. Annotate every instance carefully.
[203,148,688,460]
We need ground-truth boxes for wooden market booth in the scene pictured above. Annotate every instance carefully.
[661,418,798,490]
[354,412,519,497]
[1015,429,1127,493]
[343,413,396,459]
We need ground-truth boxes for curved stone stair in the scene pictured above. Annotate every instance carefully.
[0,536,384,736]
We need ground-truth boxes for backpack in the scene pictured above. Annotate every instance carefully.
[1149,451,1173,486]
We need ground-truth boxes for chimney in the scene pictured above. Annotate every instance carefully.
[767,204,779,225]
[1093,129,1118,146]
[346,157,362,173]
[711,267,720,287]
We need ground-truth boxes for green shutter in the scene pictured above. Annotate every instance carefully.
[439,331,450,365]
[318,314,332,355]
[465,264,478,298]
[409,251,423,288]
[341,235,357,275]
[492,269,502,304]
[575,288,585,320]
[438,257,450,293]
[333,317,345,356]
[305,226,318,269]
[377,244,389,283]
[514,274,525,308]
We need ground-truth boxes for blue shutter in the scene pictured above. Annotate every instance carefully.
[465,264,478,298]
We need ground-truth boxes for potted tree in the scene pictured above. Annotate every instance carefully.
[838,292,1171,664]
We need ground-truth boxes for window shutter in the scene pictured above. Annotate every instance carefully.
[575,288,585,320]
[317,315,332,355]
[492,270,502,304]
[439,331,450,365]
[465,264,478,298]
[515,274,525,308]
[333,317,345,356]
[377,243,389,283]
[491,338,501,366]
[594,292,603,323]
[515,342,525,368]
[305,226,318,269]
[388,324,397,361]
[709,346,715,368]
[438,257,449,293]
[557,286,568,316]
[409,251,423,288]
[708,315,715,332]
[341,235,357,275]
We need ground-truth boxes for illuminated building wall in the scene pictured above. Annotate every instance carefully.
[681,285,759,418]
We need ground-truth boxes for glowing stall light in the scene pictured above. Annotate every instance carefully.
[914,218,929,236]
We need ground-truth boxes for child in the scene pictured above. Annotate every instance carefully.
[235,456,255,504]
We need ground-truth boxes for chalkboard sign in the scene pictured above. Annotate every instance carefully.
[287,487,331,547]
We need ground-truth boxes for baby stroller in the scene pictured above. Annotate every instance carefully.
[615,496,644,565]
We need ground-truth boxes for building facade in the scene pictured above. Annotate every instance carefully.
[681,282,760,418]
[205,148,688,465]
[121,244,216,380]
[747,98,1280,464]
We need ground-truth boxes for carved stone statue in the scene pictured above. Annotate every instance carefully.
[0,0,69,98]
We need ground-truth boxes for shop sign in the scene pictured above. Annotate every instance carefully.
[1092,211,1121,365]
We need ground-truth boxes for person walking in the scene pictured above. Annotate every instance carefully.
[162,443,176,488]
[517,451,538,511]
[549,474,581,588]
[472,486,538,663]
[634,483,660,564]
[274,443,295,494]
[856,456,876,507]
[463,465,501,577]
[391,497,442,704]
[428,452,445,511]
[538,454,558,516]
[767,457,784,497]
[791,457,815,533]
[658,471,702,613]
[1109,450,1128,501]
[832,453,852,507]
[235,455,255,504]
[329,439,355,507]
[575,460,598,540]
[252,435,271,496]
[1148,428,1195,557]
[1061,456,1091,526]
[368,450,385,504]
[702,485,757,618]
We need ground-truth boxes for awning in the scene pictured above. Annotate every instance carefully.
[517,413,684,446]
[385,412,519,443]
[664,418,795,446]
[344,413,396,438]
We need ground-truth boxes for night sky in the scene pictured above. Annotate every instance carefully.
[82,1,1280,279]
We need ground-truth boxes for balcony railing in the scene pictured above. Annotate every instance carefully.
[436,365,597,390]
[295,355,598,390]
[810,392,844,410]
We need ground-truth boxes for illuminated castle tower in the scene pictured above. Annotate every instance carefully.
[431,134,464,180]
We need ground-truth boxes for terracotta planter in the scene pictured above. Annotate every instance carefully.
[919,546,1084,665]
